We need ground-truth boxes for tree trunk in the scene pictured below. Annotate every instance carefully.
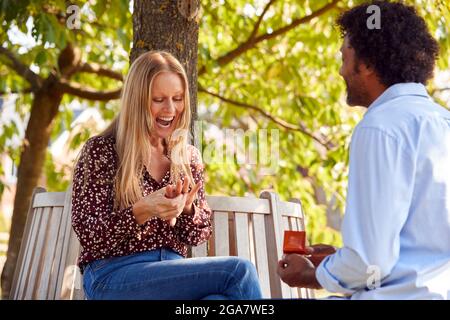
[1,1,201,299]
[1,77,63,299]
[131,0,200,144]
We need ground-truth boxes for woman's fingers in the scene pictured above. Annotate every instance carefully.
[188,182,201,199]
[160,180,201,216]
[175,180,182,195]
[182,178,189,194]
[163,193,186,212]
[166,180,183,199]
[183,182,201,209]
[167,179,198,198]
[165,185,173,198]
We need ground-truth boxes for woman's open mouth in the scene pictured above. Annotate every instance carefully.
[156,116,175,128]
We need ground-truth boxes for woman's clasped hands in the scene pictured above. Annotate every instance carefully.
[132,178,201,226]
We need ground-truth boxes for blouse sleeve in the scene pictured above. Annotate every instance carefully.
[71,136,140,257]
[174,146,213,246]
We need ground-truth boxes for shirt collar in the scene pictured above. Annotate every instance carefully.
[365,82,430,116]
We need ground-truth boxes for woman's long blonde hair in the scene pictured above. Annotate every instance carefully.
[100,51,194,210]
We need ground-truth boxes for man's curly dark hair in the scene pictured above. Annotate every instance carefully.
[337,1,439,87]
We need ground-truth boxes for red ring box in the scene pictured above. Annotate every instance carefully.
[283,230,306,254]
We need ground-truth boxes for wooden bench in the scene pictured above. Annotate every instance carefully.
[10,187,314,299]
[10,186,82,300]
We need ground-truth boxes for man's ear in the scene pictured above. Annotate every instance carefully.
[359,62,375,76]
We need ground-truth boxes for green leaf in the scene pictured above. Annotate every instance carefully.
[35,50,47,65]
[117,28,129,51]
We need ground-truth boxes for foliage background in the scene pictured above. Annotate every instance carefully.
[0,0,449,250]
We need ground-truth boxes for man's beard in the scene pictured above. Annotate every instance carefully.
[345,79,368,107]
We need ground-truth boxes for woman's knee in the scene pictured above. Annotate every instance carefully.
[226,257,262,299]
[227,257,258,279]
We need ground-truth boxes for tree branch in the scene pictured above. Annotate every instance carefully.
[257,0,340,43]
[0,46,42,90]
[248,0,278,41]
[198,86,333,149]
[57,79,122,101]
[77,62,124,81]
[199,0,340,75]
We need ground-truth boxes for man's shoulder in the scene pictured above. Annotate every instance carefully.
[360,96,447,134]
[354,96,450,154]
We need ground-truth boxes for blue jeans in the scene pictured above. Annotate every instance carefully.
[83,248,263,300]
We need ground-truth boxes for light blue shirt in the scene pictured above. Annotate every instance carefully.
[316,83,450,299]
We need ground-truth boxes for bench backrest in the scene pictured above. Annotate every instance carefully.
[10,186,82,300]
[11,187,314,299]
[193,191,314,299]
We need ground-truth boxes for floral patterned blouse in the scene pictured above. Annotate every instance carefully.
[71,135,212,272]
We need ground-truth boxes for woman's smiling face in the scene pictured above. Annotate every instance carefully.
[150,71,185,140]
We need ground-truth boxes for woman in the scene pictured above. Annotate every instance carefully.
[71,51,262,300]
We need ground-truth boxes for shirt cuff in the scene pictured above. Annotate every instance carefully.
[178,204,209,228]
[315,255,356,295]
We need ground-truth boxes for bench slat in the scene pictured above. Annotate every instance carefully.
[36,206,63,299]
[16,207,42,299]
[55,185,78,299]
[252,214,270,298]
[191,242,207,258]
[50,193,71,299]
[25,207,51,299]
[247,214,256,267]
[33,192,66,208]
[60,229,82,299]
[278,202,302,218]
[67,219,84,299]
[213,211,229,256]
[206,196,270,214]
[234,212,250,261]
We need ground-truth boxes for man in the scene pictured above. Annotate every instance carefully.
[278,1,450,299]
